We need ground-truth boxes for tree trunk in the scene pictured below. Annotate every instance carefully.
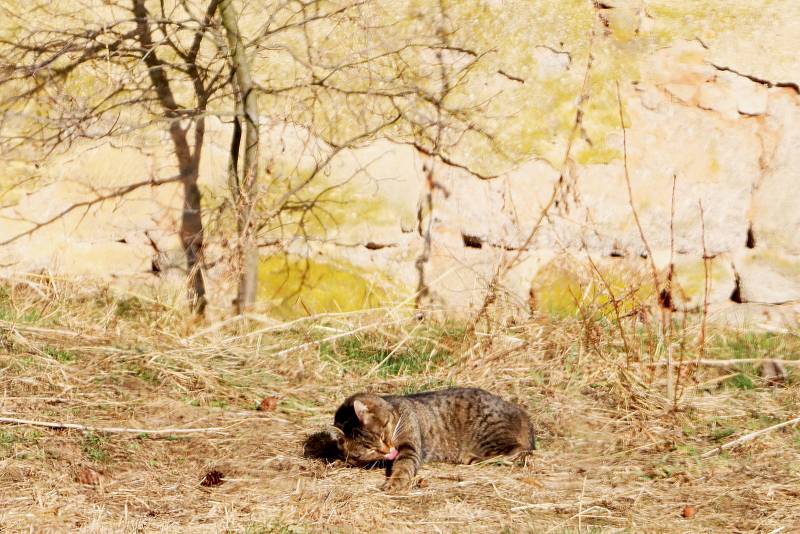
[180,159,207,314]
[133,0,207,314]
[219,0,260,314]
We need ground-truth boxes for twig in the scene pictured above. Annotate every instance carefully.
[668,174,684,408]
[698,200,710,358]
[701,415,800,458]
[666,344,674,402]
[414,160,435,311]
[616,81,664,337]
[584,250,633,364]
[0,417,226,435]
[0,320,103,340]
[649,358,800,368]
[467,32,597,334]
[365,324,421,377]
[0,174,182,247]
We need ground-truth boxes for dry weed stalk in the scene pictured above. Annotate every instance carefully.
[668,198,712,407]
[0,417,225,435]
[651,358,800,368]
[667,174,687,408]
[698,200,711,359]
[702,415,800,458]
[465,29,598,337]
[583,250,634,365]
[615,81,666,342]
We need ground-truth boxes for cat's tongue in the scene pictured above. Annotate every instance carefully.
[384,447,399,461]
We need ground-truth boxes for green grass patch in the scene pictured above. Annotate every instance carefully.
[0,429,43,461]
[43,346,77,363]
[723,373,755,390]
[746,412,783,430]
[125,363,161,385]
[244,521,304,534]
[711,427,736,442]
[0,302,42,323]
[0,284,44,323]
[0,429,16,446]
[319,327,459,377]
[0,429,18,458]
[673,443,698,456]
[709,331,800,361]
[114,296,145,319]
[81,432,109,463]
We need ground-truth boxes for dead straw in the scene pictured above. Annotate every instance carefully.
[0,416,227,435]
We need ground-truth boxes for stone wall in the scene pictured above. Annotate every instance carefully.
[1,1,798,323]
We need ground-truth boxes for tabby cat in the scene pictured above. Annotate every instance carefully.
[333,387,536,492]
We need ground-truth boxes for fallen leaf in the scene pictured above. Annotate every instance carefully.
[257,396,279,412]
[76,466,102,486]
[682,505,696,519]
[200,469,224,487]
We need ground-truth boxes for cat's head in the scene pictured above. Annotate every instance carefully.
[333,394,397,465]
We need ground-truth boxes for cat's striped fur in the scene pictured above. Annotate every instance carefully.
[334,387,536,492]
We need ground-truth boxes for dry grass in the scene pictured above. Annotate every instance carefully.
[1,276,799,533]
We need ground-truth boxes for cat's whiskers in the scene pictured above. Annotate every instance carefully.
[392,413,405,444]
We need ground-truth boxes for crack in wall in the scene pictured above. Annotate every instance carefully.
[730,263,744,303]
[651,47,791,260]
[709,63,800,95]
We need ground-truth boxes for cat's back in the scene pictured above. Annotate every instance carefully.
[385,387,535,462]
[390,387,496,407]
[389,386,518,412]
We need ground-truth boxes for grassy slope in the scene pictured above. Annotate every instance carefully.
[0,277,798,533]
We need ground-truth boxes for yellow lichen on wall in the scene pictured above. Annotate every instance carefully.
[257,254,403,319]
[530,256,656,318]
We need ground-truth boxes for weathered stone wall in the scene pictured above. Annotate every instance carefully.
[1,1,798,322]
[414,38,800,316]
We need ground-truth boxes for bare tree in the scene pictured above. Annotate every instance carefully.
[131,0,220,313]
[0,0,230,314]
[0,0,408,316]
[241,0,520,312]
[0,0,523,318]
[218,0,259,314]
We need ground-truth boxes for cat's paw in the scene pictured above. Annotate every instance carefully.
[381,476,412,493]
[512,449,535,468]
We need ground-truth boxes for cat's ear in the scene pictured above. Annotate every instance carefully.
[353,399,372,425]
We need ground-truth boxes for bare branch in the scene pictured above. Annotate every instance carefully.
[0,174,182,247]
[0,416,226,435]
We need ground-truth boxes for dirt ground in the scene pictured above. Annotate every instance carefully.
[0,286,799,533]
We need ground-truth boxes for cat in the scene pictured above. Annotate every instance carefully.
[332,387,536,492]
